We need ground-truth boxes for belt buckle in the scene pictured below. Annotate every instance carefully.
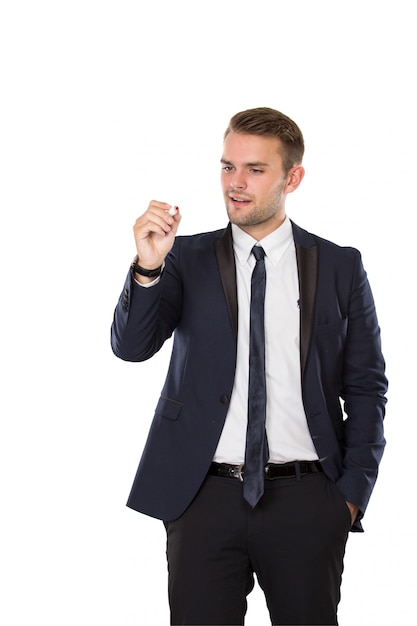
[233,463,244,482]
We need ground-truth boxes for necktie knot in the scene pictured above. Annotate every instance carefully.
[252,245,265,262]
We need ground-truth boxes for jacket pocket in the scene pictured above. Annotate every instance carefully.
[155,395,184,421]
[316,318,348,362]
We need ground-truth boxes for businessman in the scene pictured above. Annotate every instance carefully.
[111,107,387,625]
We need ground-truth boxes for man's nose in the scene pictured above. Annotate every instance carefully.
[230,171,246,189]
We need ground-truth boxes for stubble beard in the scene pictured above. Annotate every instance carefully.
[226,184,286,229]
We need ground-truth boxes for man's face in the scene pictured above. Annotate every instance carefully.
[221,132,299,237]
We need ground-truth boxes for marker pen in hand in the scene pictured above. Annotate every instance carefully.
[167,205,179,216]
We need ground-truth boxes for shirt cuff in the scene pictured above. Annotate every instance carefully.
[134,275,161,288]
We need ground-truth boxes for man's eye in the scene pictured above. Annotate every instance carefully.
[250,169,263,174]
[222,166,234,172]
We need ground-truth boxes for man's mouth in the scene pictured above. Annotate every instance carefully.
[229,194,252,205]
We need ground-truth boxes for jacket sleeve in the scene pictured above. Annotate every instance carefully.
[111,253,182,362]
[336,251,388,527]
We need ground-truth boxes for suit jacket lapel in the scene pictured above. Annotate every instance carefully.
[294,238,318,378]
[214,224,238,340]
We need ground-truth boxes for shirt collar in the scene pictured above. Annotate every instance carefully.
[231,216,293,266]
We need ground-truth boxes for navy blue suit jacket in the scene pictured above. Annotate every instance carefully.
[111,221,387,531]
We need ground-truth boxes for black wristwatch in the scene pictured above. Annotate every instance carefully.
[131,256,163,278]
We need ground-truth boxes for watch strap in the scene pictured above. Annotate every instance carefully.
[131,256,163,278]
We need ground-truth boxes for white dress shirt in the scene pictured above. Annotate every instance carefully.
[213,217,318,464]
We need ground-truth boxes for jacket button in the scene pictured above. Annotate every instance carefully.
[219,394,229,404]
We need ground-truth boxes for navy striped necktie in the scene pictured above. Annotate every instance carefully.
[243,245,269,507]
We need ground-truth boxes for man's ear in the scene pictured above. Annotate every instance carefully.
[285,165,305,194]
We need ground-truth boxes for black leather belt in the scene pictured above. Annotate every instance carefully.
[209,461,322,482]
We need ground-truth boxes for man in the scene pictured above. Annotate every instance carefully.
[111,107,387,625]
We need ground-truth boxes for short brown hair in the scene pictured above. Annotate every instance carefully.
[224,107,304,174]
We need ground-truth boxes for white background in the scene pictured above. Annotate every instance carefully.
[1,1,415,624]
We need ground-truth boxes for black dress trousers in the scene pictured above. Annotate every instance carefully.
[164,471,351,626]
